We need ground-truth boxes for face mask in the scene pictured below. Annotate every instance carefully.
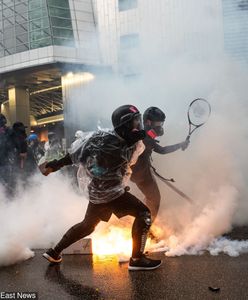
[153,126,164,136]
[124,129,146,146]
[145,124,164,137]
[116,127,146,146]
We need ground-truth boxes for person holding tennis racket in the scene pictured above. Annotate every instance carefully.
[131,99,211,221]
[130,106,190,221]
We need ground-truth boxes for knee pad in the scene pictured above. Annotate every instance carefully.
[138,210,152,230]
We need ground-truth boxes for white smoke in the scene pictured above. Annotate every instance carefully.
[1,1,248,267]
[1,57,248,266]
[149,60,248,257]
[78,55,248,258]
[208,238,248,257]
[165,186,238,256]
[0,172,88,266]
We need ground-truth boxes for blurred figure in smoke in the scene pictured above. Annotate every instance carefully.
[68,130,88,191]
[0,117,28,195]
[44,131,63,162]
[12,122,28,171]
[27,134,44,161]
[131,107,190,221]
[10,122,28,191]
[70,130,85,153]
[42,105,162,271]
[25,133,44,176]
[75,130,84,139]
[0,113,16,194]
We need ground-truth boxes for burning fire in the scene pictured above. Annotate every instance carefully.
[92,225,133,259]
[91,216,165,260]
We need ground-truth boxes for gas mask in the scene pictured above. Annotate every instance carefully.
[116,126,146,146]
[152,125,164,137]
[122,128,146,146]
[116,115,146,146]
[145,122,164,138]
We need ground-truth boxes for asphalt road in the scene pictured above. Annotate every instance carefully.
[1,227,248,300]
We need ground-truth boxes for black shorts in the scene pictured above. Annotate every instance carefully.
[85,191,150,222]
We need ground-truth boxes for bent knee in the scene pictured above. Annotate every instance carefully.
[138,210,152,230]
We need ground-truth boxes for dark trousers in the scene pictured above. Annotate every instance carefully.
[131,167,161,220]
[54,191,151,258]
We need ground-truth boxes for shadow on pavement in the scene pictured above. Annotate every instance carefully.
[44,264,102,299]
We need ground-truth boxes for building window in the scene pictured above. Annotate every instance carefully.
[29,0,52,50]
[118,0,137,12]
[0,0,74,57]
[120,34,139,49]
[47,0,70,9]
[238,0,248,10]
[119,34,140,76]
[50,17,72,28]
[47,0,74,47]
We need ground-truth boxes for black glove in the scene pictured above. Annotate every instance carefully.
[46,160,60,172]
[181,138,190,151]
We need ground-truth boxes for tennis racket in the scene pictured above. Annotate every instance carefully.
[182,98,211,150]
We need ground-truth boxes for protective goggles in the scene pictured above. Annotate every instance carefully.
[119,112,141,126]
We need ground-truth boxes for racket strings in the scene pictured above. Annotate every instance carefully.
[188,99,211,126]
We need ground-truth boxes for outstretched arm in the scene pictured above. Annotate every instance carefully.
[153,139,189,154]
[42,153,73,176]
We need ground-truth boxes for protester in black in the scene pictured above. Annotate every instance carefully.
[0,114,15,192]
[12,122,28,170]
[131,107,189,220]
[42,105,162,271]
[25,133,44,176]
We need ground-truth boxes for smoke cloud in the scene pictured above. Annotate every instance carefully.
[0,173,88,266]
[1,1,248,266]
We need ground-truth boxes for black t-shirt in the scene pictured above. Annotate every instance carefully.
[131,136,156,179]
[131,135,182,180]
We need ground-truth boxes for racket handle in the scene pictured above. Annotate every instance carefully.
[181,135,190,151]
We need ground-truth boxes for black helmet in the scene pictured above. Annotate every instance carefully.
[112,105,141,129]
[0,113,7,127]
[143,107,166,123]
[13,121,27,131]
[112,105,145,145]
[48,131,56,139]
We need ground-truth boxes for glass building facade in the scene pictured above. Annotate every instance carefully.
[0,0,74,58]
[118,0,137,12]
[222,0,248,64]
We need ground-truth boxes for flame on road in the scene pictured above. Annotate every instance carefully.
[92,225,133,259]
[91,217,164,260]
